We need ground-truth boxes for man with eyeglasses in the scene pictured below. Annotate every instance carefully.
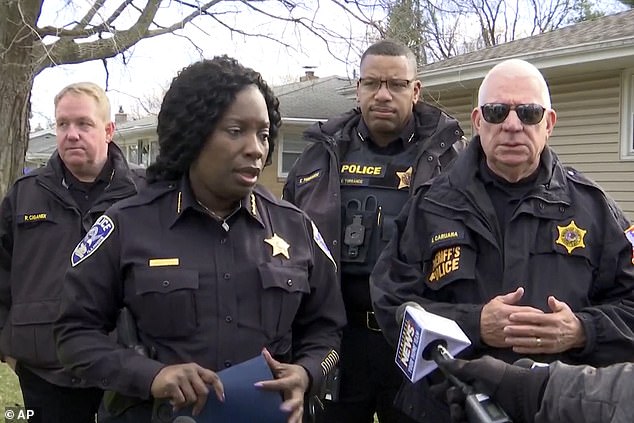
[370,58,634,422]
[283,39,465,423]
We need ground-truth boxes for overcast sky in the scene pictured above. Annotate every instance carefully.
[31,0,383,129]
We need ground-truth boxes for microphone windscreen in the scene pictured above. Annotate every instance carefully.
[173,417,197,423]
[395,301,424,325]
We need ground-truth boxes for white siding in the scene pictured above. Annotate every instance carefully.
[422,90,476,139]
[548,71,634,218]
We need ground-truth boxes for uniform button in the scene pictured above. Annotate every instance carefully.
[101,378,109,386]
[287,279,293,287]
[223,273,231,280]
[454,130,460,135]
[162,280,170,287]
[440,142,446,148]
[427,155,433,162]
[71,377,79,384]
[225,315,232,323]
[224,361,232,368]
[539,203,545,210]
[559,206,565,213]
[333,240,338,246]
[333,193,338,197]
[220,238,227,245]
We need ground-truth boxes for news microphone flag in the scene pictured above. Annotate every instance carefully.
[396,305,471,383]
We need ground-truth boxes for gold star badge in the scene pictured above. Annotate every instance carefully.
[264,233,290,259]
[555,220,587,254]
[396,166,413,190]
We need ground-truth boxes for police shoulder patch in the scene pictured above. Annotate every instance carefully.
[311,221,337,271]
[71,215,115,267]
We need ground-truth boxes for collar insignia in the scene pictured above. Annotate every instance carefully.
[264,233,290,259]
[396,166,412,190]
[555,220,586,254]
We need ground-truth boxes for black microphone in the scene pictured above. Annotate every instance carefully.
[425,341,512,423]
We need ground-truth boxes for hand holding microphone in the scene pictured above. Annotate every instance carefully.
[440,356,550,423]
[394,302,513,423]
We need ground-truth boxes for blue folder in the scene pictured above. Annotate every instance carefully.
[174,354,288,423]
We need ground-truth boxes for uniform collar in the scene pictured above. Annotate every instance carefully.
[61,156,113,189]
[356,116,416,151]
[170,175,265,228]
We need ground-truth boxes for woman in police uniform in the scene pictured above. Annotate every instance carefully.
[54,56,345,423]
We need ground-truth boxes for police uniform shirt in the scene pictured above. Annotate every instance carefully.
[62,157,114,214]
[56,176,345,399]
[478,156,540,236]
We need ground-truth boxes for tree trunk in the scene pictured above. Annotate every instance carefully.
[0,0,40,198]
[0,65,34,199]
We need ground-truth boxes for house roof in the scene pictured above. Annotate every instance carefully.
[26,128,56,161]
[274,76,356,120]
[419,9,634,90]
[28,76,355,156]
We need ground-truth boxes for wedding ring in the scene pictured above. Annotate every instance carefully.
[536,337,542,347]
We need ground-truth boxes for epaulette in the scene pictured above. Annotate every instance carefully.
[115,181,177,211]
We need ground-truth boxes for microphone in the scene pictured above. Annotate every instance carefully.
[173,417,197,423]
[395,301,423,326]
[394,304,511,423]
[427,341,511,423]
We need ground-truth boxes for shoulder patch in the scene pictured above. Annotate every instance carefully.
[311,221,336,271]
[71,215,115,267]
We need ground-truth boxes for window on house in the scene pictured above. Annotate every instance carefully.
[150,141,159,164]
[279,135,309,177]
[621,69,634,158]
[128,144,138,164]
[139,140,150,167]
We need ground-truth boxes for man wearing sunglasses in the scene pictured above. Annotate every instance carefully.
[283,39,465,423]
[370,59,634,422]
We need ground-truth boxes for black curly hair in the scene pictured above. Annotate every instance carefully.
[146,55,282,183]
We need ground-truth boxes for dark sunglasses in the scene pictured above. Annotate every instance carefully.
[480,103,546,125]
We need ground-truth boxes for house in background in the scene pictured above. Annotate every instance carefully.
[261,73,356,196]
[414,9,634,218]
[103,71,356,197]
[25,128,56,171]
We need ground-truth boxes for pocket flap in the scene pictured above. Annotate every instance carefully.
[258,262,310,294]
[134,268,199,295]
[12,300,60,325]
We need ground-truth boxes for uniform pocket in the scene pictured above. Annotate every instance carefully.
[132,268,199,338]
[529,226,594,302]
[258,262,310,339]
[10,300,61,367]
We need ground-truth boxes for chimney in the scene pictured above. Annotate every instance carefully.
[300,66,318,82]
[115,106,128,124]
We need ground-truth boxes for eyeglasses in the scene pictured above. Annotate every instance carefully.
[480,103,546,125]
[358,78,413,93]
